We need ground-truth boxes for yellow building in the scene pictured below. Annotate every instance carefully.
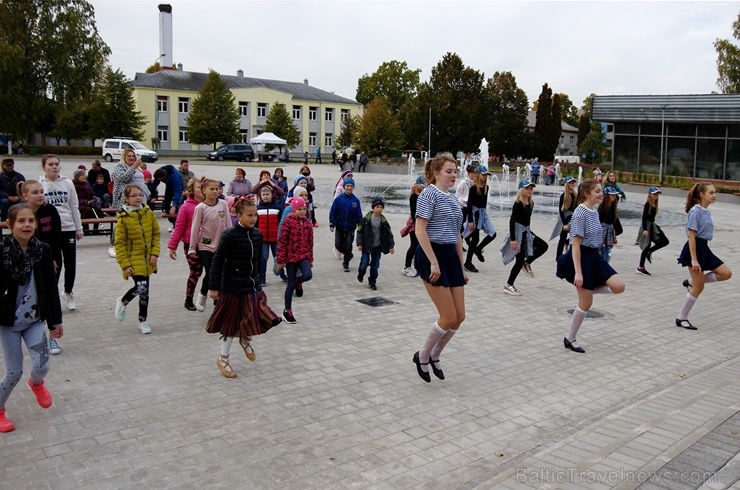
[131,68,362,155]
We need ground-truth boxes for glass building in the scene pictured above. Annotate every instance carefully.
[593,95,740,182]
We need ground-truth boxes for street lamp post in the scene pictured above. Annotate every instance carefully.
[658,104,668,186]
[427,104,432,159]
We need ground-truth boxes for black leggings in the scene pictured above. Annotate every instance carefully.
[199,251,215,296]
[57,231,77,295]
[556,230,569,260]
[507,234,548,286]
[639,234,670,267]
[465,230,496,264]
[122,275,150,322]
[405,231,419,268]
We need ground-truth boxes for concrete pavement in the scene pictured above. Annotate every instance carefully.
[1,157,739,489]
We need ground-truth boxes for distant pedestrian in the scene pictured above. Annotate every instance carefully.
[556,179,625,353]
[315,147,322,164]
[332,149,337,165]
[675,183,732,330]
[358,151,369,173]
[303,151,308,164]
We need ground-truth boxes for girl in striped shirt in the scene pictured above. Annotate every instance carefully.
[412,155,467,383]
[675,183,732,330]
[556,179,625,353]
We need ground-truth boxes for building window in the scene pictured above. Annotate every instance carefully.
[178,97,189,113]
[292,106,301,120]
[325,133,333,148]
[257,103,267,118]
[157,126,168,142]
[156,96,168,112]
[309,132,317,146]
[238,102,249,117]
[569,135,574,144]
[325,108,334,122]
[179,127,188,142]
[240,129,248,144]
[341,109,349,122]
[309,107,317,121]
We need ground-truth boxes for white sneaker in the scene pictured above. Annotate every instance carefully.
[62,292,76,311]
[332,247,343,260]
[108,246,116,258]
[138,322,152,334]
[196,294,207,312]
[168,225,174,233]
[48,338,61,355]
[503,284,522,296]
[115,297,126,321]
[403,267,416,277]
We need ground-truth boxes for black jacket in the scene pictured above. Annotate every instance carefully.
[0,241,62,329]
[209,224,262,294]
[356,212,395,254]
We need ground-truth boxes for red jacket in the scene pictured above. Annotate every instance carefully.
[257,202,282,243]
[277,213,314,264]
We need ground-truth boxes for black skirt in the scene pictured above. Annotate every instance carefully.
[415,242,466,288]
[556,245,618,291]
[677,238,723,271]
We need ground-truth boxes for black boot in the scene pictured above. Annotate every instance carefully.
[184,297,197,311]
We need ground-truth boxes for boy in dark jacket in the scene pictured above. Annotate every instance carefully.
[329,178,363,272]
[256,186,283,286]
[356,197,394,290]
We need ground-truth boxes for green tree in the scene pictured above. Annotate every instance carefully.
[485,71,529,158]
[533,84,563,160]
[578,121,607,163]
[0,0,110,142]
[355,98,403,157]
[714,13,740,93]
[422,52,486,153]
[581,93,596,119]
[87,68,146,141]
[557,93,579,127]
[338,114,360,149]
[356,60,421,114]
[186,70,241,150]
[51,104,89,145]
[577,114,591,149]
[263,101,300,150]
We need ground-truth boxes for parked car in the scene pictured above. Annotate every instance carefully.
[102,138,158,163]
[207,144,255,162]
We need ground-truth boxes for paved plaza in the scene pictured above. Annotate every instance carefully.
[1,157,740,489]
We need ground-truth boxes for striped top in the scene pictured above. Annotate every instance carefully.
[569,204,602,248]
[686,204,713,240]
[416,185,463,244]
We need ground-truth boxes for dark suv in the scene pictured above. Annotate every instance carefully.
[207,144,255,162]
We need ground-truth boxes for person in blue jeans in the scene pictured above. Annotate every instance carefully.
[329,178,362,272]
[356,197,394,290]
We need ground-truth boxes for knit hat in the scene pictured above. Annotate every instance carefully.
[73,169,86,180]
[290,197,307,211]
[77,164,87,171]
[371,197,384,208]
[344,178,355,188]
[295,175,307,185]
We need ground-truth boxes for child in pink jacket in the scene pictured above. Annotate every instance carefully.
[275,197,314,324]
[167,178,204,311]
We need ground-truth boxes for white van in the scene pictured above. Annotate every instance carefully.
[102,138,158,163]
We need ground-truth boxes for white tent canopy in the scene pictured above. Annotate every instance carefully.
[249,132,287,145]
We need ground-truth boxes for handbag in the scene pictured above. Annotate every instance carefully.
[400,216,414,237]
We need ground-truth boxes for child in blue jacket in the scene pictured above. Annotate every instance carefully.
[329,178,363,272]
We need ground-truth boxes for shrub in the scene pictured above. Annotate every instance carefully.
[34,146,101,156]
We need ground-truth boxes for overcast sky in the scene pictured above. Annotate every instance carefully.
[90,0,738,107]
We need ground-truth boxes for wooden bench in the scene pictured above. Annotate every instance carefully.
[0,216,118,237]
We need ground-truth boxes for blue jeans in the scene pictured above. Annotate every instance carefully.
[600,246,612,263]
[285,259,312,310]
[260,242,277,283]
[0,198,11,222]
[358,246,382,286]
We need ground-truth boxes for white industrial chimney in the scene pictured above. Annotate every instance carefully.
[158,4,173,68]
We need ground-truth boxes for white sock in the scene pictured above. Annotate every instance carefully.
[704,272,718,283]
[419,322,446,372]
[678,294,697,320]
[592,285,612,294]
[566,307,587,346]
[220,337,233,357]
[429,329,457,370]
